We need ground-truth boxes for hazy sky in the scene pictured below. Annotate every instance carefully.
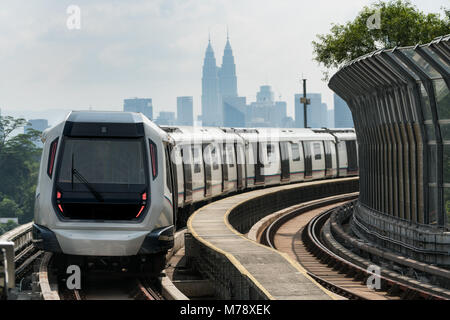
[1,0,448,124]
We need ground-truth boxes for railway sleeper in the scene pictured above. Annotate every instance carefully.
[331,260,343,271]
[386,283,401,296]
[345,267,358,278]
[400,288,416,300]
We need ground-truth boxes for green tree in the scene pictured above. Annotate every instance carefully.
[312,0,450,79]
[0,196,23,219]
[0,115,42,224]
[0,220,19,236]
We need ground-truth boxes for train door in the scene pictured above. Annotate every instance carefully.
[235,142,245,190]
[254,142,264,184]
[165,143,177,226]
[221,143,229,191]
[210,143,222,196]
[225,143,237,192]
[280,141,290,182]
[245,143,255,188]
[346,140,358,174]
[311,141,325,179]
[173,145,184,207]
[191,145,204,201]
[334,141,341,177]
[202,143,212,197]
[181,145,192,203]
[337,141,348,176]
[303,141,312,179]
[323,141,333,178]
[289,142,304,182]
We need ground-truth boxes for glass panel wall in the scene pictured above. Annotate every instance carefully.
[403,49,442,79]
[329,37,449,229]
[422,47,450,73]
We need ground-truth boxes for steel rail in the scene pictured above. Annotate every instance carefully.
[262,197,449,300]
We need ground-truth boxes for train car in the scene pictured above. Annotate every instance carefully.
[33,111,358,271]
[312,128,359,177]
[32,111,174,268]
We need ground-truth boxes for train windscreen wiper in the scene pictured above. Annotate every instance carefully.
[71,153,104,202]
[72,168,104,202]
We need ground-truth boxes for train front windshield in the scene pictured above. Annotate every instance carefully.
[55,138,149,220]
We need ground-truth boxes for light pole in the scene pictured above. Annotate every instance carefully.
[300,78,310,128]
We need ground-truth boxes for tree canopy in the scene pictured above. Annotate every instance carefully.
[0,115,42,229]
[312,0,450,79]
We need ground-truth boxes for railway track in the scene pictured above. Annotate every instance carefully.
[2,223,186,300]
[261,194,448,300]
[64,278,163,300]
[38,253,165,300]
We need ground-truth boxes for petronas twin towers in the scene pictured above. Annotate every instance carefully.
[201,35,238,126]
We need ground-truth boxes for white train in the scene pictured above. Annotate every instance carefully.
[32,111,358,266]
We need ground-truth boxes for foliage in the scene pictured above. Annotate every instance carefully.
[0,220,19,236]
[312,0,450,80]
[0,115,42,224]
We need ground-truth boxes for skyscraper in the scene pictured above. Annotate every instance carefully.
[123,98,153,120]
[334,93,354,128]
[201,39,221,126]
[218,33,238,99]
[273,101,287,127]
[202,32,242,127]
[294,93,305,128]
[294,93,327,128]
[155,111,176,126]
[177,96,193,126]
[327,108,335,128]
[247,86,287,127]
[223,96,246,128]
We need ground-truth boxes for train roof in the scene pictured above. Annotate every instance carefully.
[233,127,335,142]
[161,126,242,144]
[66,111,144,124]
[161,125,342,143]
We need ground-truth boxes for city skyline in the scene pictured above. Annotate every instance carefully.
[4,34,348,129]
[1,0,446,123]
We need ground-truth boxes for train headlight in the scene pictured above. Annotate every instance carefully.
[56,190,64,214]
[136,192,148,218]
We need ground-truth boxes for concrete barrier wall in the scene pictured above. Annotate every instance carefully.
[352,203,450,266]
[186,178,359,300]
[229,178,359,234]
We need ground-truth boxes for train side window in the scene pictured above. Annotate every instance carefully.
[313,142,322,160]
[324,141,332,172]
[47,138,59,178]
[346,140,358,171]
[267,144,273,156]
[211,147,219,170]
[227,145,235,168]
[267,144,275,163]
[192,146,201,173]
[291,143,300,162]
[165,147,172,193]
[149,139,158,179]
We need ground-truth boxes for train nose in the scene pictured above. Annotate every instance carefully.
[33,224,174,257]
[53,229,149,256]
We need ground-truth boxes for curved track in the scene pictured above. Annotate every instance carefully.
[262,195,448,300]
